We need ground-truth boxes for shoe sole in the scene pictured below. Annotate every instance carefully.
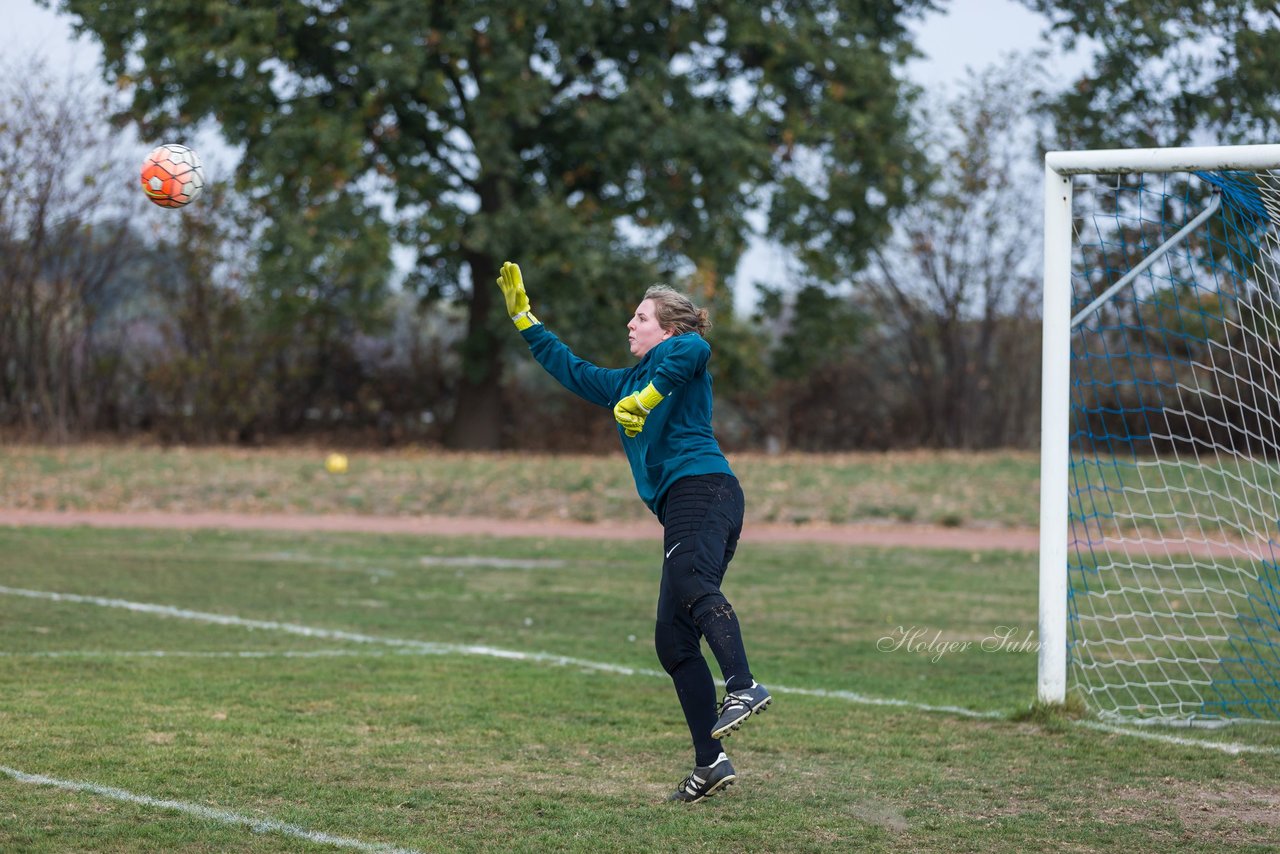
[675,774,737,803]
[711,695,772,740]
[704,774,737,798]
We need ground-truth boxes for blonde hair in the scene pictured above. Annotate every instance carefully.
[644,285,711,337]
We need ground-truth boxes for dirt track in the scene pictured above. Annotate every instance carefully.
[0,509,1042,551]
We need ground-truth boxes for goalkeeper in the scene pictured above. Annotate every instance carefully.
[496,261,771,804]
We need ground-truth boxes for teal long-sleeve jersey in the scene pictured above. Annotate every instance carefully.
[520,324,734,516]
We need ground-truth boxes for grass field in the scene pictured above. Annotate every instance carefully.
[4,446,1280,850]
[3,512,1280,852]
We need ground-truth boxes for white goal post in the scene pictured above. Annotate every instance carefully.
[1039,144,1280,723]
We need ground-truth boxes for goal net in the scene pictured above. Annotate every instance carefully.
[1039,145,1280,725]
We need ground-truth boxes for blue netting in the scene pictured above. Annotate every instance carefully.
[1067,169,1280,723]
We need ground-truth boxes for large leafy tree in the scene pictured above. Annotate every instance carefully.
[1022,0,1280,147]
[50,0,930,448]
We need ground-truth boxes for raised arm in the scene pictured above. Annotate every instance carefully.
[497,261,622,408]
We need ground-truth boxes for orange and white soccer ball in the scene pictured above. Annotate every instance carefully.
[140,143,205,208]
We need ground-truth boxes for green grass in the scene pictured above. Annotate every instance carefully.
[3,525,1280,852]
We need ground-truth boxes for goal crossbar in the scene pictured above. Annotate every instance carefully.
[1046,144,1280,176]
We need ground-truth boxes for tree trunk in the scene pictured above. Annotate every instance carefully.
[445,371,505,450]
[444,252,504,450]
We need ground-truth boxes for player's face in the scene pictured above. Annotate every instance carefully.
[628,298,672,358]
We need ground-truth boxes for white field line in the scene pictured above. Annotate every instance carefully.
[0,649,397,659]
[0,584,668,678]
[4,585,1279,755]
[0,765,424,854]
[419,555,566,569]
[1075,721,1278,755]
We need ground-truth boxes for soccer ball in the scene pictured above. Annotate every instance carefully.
[140,143,205,208]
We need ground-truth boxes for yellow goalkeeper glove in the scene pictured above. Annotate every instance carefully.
[613,382,665,437]
[496,261,539,331]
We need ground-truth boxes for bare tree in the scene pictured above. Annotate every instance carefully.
[853,58,1048,448]
[135,184,274,444]
[0,57,139,438]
